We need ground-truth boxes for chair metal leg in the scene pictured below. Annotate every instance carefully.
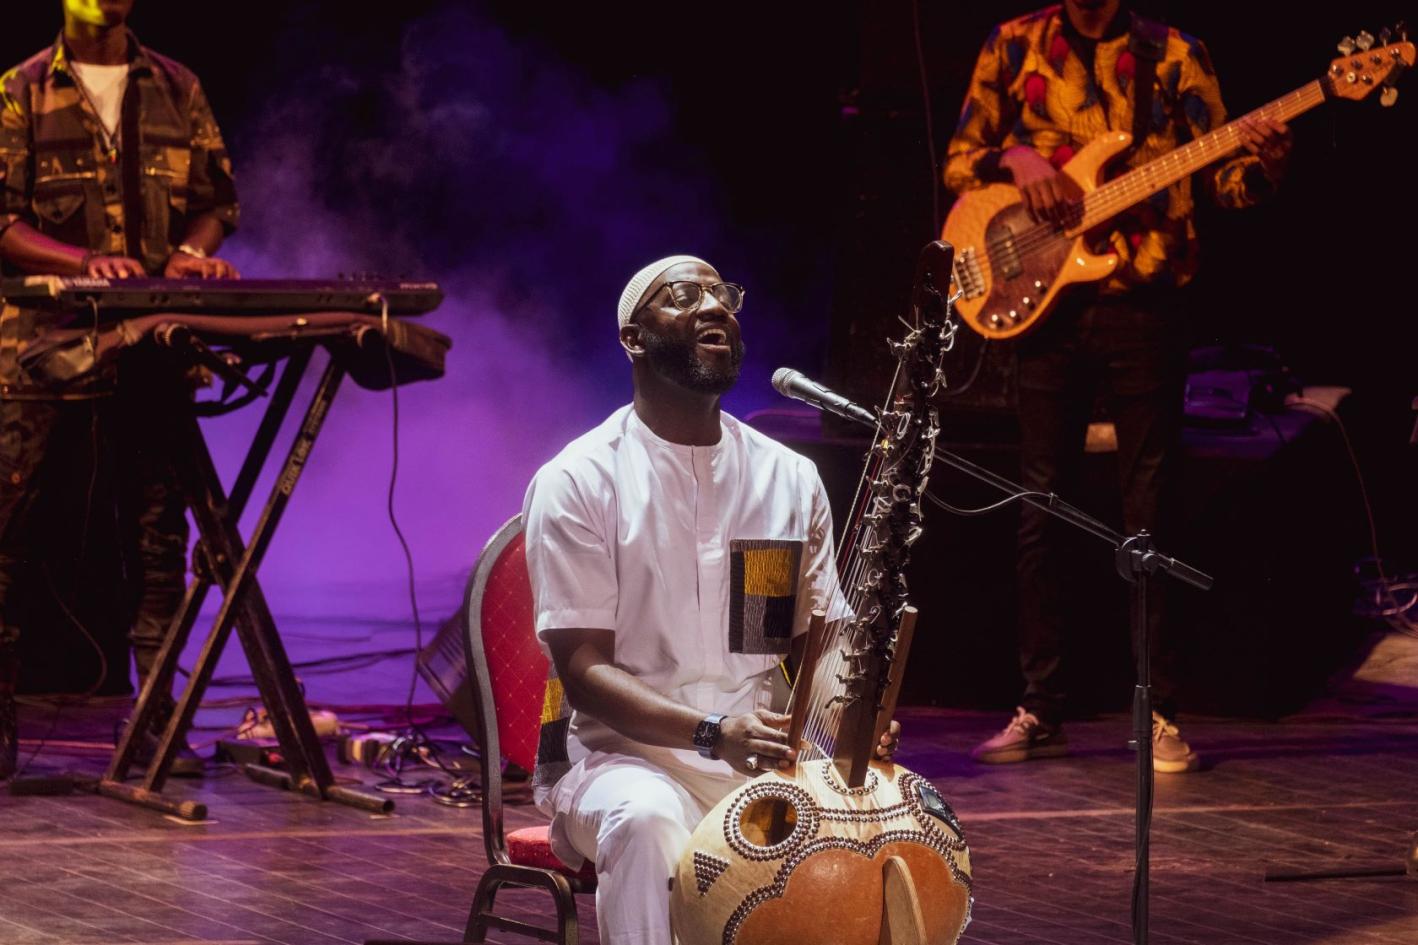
[463,864,580,945]
[554,876,579,945]
[463,868,500,944]
[368,863,581,945]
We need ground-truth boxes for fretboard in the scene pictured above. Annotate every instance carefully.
[1073,80,1327,233]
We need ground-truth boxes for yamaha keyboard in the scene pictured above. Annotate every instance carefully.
[0,276,443,318]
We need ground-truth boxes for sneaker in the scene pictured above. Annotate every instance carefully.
[972,706,1068,764]
[1152,711,1199,773]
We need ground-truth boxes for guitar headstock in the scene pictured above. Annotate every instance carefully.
[1328,26,1413,105]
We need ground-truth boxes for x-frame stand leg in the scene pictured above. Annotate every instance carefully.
[100,348,392,819]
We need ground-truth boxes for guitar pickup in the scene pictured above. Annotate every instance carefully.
[985,217,1025,281]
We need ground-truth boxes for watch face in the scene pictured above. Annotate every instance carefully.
[694,717,721,750]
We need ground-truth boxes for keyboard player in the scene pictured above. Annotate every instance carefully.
[0,0,240,778]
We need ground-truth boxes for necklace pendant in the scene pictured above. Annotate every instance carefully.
[105,147,118,165]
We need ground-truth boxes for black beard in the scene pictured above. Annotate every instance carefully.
[642,328,745,395]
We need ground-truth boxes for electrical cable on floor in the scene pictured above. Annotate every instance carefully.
[368,296,475,800]
[281,628,379,644]
[203,646,416,686]
[374,295,426,727]
[1288,395,1418,639]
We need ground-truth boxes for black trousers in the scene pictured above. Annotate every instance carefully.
[1014,290,1186,725]
[0,351,188,706]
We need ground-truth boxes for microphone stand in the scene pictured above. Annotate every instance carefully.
[799,393,1212,945]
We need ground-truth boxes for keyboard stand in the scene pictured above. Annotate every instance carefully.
[98,345,393,820]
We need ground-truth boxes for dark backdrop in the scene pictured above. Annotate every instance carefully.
[4,1,1414,702]
[7,2,1413,415]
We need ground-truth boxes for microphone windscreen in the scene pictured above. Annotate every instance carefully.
[771,367,799,396]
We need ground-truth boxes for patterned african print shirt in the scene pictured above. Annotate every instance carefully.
[0,30,238,391]
[944,5,1273,292]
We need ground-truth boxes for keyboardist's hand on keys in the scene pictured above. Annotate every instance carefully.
[84,254,146,279]
[164,251,240,280]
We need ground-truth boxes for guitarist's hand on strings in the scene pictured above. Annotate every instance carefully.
[1237,117,1293,182]
[719,709,795,775]
[1001,146,1083,228]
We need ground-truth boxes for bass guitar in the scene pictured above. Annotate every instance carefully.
[944,29,1414,339]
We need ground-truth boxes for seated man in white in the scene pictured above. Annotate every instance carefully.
[522,255,898,945]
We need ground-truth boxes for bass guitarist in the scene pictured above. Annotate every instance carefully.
[945,0,1292,771]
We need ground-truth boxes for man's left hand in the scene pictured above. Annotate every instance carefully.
[1238,117,1293,182]
[875,719,902,763]
[164,251,240,279]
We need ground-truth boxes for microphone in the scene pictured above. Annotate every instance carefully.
[771,368,877,428]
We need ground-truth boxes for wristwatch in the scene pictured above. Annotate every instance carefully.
[693,714,726,759]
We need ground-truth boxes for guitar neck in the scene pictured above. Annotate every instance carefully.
[1076,80,1327,232]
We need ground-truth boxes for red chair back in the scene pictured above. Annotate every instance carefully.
[465,515,545,774]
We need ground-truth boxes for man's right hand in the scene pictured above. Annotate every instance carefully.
[0,222,147,279]
[85,254,145,279]
[1002,146,1083,227]
[718,709,794,775]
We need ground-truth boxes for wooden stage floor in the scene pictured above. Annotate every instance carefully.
[2,702,1416,945]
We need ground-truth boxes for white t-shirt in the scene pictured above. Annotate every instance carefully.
[70,61,129,142]
[522,405,851,788]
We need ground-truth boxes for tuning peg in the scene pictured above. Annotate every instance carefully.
[1356,30,1375,51]
[1379,27,1392,46]
[1338,36,1357,55]
[1381,86,1399,107]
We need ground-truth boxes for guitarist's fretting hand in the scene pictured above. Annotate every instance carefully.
[1237,117,1294,183]
[1001,146,1084,228]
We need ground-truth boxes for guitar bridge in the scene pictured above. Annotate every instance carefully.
[953,247,986,300]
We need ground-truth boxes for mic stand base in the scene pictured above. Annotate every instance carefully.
[1263,832,1418,882]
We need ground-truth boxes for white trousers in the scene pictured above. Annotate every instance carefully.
[548,751,743,945]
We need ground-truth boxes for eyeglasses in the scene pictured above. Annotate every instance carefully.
[657,281,746,315]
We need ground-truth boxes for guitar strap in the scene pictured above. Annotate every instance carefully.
[1126,13,1169,161]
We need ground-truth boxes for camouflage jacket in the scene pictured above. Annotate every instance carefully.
[0,30,239,392]
[945,6,1273,293]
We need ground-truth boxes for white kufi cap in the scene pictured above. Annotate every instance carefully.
[617,255,710,329]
